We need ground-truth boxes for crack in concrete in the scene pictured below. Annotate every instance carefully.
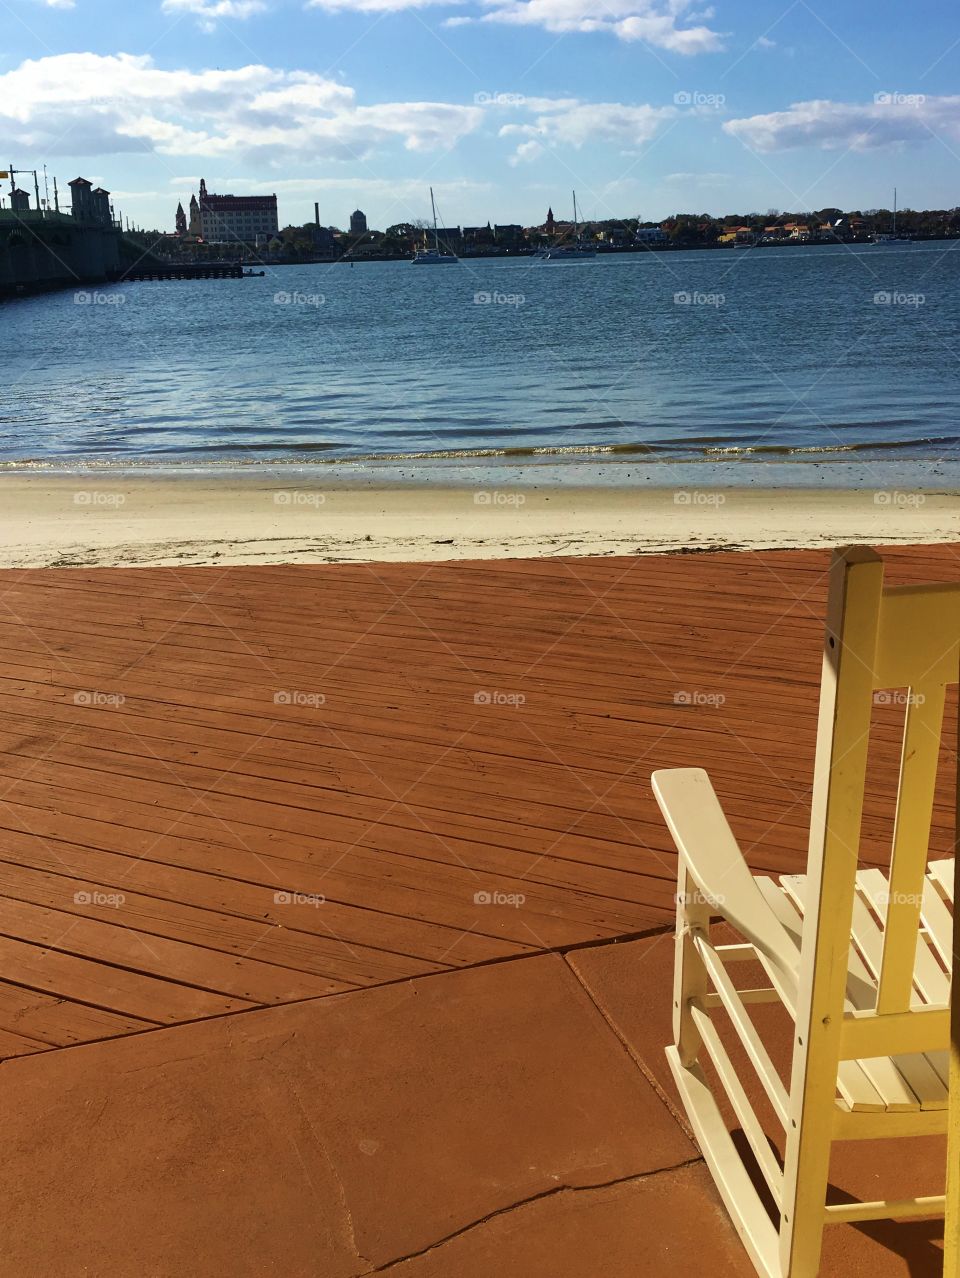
[368,1159,704,1273]
[561,951,697,1144]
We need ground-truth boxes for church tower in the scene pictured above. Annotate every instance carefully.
[175,201,187,235]
[545,207,555,236]
[188,193,201,236]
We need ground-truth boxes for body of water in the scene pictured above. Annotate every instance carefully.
[3,242,959,473]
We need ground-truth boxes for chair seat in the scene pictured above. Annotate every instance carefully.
[753,858,954,1114]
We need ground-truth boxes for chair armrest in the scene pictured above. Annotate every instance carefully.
[651,767,799,982]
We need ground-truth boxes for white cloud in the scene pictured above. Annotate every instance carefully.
[0,53,482,161]
[453,0,725,51]
[307,0,722,47]
[161,0,267,27]
[37,0,76,8]
[499,99,676,161]
[308,0,454,10]
[664,170,730,184]
[724,94,960,152]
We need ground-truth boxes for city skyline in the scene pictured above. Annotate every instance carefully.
[1,0,958,231]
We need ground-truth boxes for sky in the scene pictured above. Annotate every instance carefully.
[1,0,958,233]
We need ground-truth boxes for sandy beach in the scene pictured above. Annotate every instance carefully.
[0,474,958,567]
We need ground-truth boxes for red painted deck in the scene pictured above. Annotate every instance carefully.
[0,545,956,1059]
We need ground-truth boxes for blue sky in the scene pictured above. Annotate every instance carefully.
[1,0,958,232]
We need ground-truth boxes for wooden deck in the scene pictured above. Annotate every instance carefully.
[0,545,956,1060]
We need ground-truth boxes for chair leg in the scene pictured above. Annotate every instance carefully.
[778,1112,832,1277]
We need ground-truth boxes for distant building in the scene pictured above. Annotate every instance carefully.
[194,178,279,243]
[10,188,30,214]
[188,193,201,236]
[68,177,113,225]
[545,207,555,237]
[493,224,524,249]
[175,201,187,235]
[635,226,668,244]
[92,187,112,224]
[68,177,93,221]
[350,208,368,235]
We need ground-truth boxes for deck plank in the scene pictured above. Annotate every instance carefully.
[0,545,956,1057]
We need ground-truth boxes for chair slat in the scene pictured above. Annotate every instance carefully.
[759,877,885,1112]
[876,684,946,1014]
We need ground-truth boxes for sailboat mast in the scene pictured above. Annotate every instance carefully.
[572,189,578,241]
[430,186,439,252]
[893,186,897,237]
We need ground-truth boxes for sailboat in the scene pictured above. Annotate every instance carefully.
[871,188,911,245]
[542,191,596,261]
[412,188,458,264]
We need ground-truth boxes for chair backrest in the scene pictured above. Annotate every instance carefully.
[799,546,960,1035]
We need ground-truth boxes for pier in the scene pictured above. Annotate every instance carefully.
[113,260,245,282]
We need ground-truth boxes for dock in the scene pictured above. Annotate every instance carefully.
[112,260,245,282]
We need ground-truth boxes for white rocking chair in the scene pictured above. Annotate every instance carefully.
[653,546,960,1277]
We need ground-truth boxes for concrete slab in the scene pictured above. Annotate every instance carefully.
[567,937,949,1275]
[0,953,694,1276]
